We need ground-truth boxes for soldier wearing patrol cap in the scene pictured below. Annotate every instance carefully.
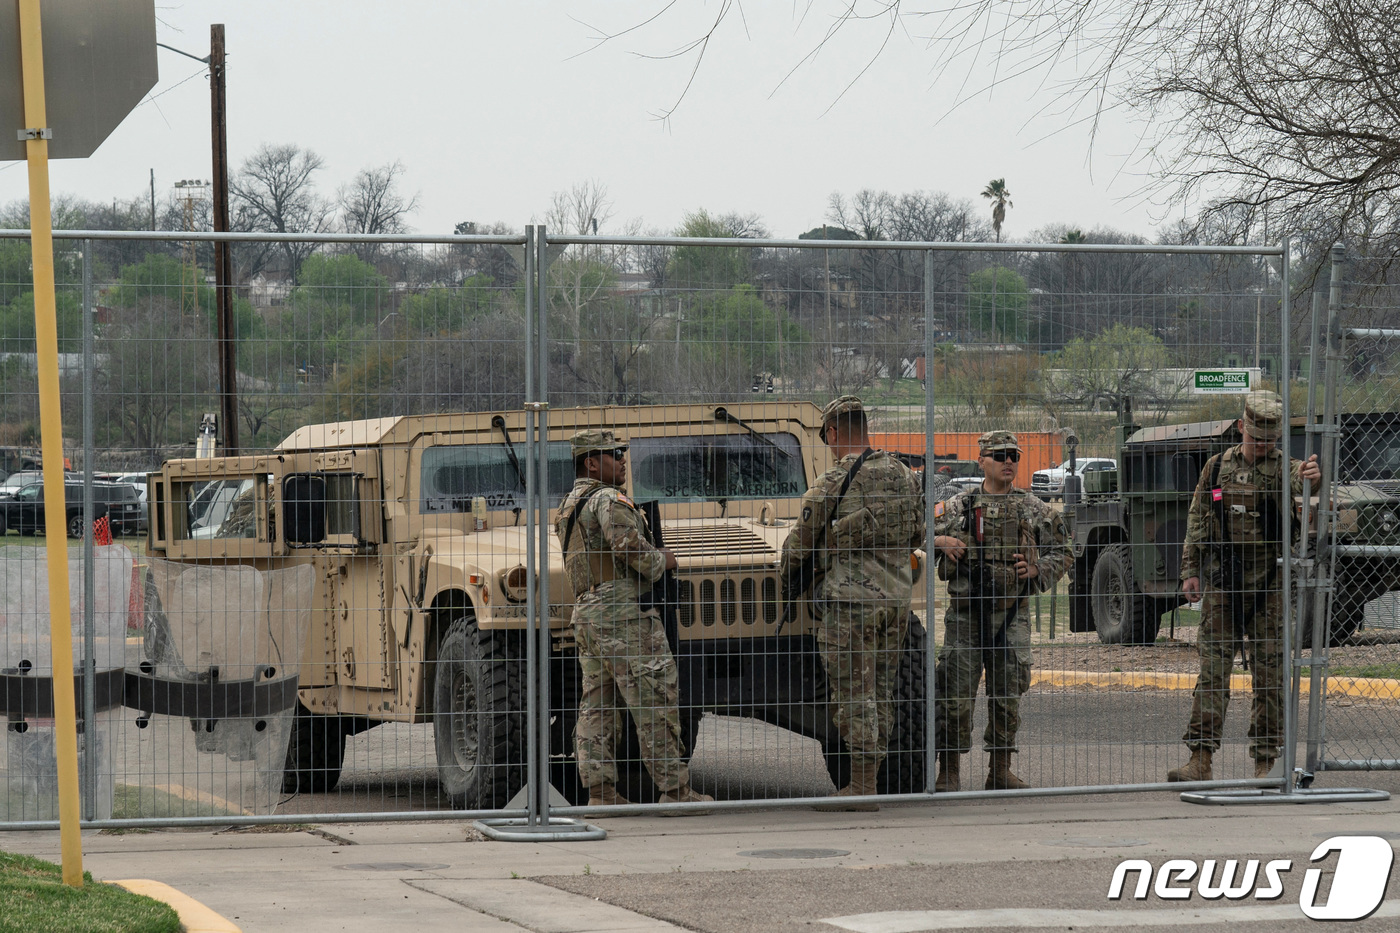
[555,429,713,813]
[1168,390,1320,783]
[780,396,925,810]
[930,429,1071,792]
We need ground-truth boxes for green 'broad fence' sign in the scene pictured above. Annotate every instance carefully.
[1193,370,1252,393]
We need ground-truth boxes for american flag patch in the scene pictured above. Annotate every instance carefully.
[616,493,634,508]
[1212,488,1223,502]
[933,502,946,518]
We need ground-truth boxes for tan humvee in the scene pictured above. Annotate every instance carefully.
[145,402,928,808]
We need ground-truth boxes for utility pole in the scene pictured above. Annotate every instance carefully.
[149,168,155,229]
[210,24,239,454]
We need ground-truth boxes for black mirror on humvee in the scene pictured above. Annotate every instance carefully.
[283,475,327,545]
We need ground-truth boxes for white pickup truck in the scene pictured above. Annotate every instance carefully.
[1031,457,1116,499]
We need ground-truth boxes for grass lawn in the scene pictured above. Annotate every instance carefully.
[0,851,179,933]
[1327,663,1400,680]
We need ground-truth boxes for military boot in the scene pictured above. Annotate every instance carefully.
[815,762,881,811]
[1166,748,1213,782]
[659,784,714,816]
[586,783,630,807]
[985,751,1030,790]
[1254,758,1278,779]
[934,752,961,793]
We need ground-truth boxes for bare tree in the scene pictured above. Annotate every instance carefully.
[545,181,618,368]
[339,161,419,263]
[230,143,334,282]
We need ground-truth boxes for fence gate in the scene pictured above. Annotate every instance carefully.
[1297,244,1400,787]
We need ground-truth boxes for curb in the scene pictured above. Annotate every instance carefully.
[111,879,240,933]
[1034,669,1400,699]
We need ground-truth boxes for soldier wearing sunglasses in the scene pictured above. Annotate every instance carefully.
[555,429,713,813]
[931,430,1071,792]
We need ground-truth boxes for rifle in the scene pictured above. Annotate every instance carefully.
[639,499,681,657]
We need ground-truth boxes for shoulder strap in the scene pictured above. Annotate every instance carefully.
[812,447,877,553]
[1209,453,1229,545]
[562,485,609,555]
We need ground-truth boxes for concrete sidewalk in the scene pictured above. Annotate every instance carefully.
[4,776,1400,932]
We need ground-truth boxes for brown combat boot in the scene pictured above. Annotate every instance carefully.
[934,752,961,793]
[586,783,630,807]
[985,751,1030,790]
[815,762,881,811]
[659,784,714,816]
[1166,748,1213,782]
[1254,758,1278,779]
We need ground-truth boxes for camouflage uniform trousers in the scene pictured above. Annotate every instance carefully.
[572,602,687,793]
[1184,581,1283,761]
[934,599,1032,754]
[817,600,910,768]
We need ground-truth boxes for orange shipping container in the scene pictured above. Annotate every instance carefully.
[868,432,1065,490]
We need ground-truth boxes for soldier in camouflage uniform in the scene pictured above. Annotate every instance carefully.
[779,396,925,811]
[555,429,713,813]
[1168,391,1320,782]
[931,430,1072,792]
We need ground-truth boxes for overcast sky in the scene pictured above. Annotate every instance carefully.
[0,2,1182,242]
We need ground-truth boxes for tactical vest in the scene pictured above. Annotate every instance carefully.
[556,482,633,596]
[1212,446,1286,552]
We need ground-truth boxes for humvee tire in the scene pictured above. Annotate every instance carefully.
[1091,544,1161,645]
[877,617,928,795]
[434,615,524,809]
[823,617,929,796]
[283,704,352,793]
[1299,594,1364,648]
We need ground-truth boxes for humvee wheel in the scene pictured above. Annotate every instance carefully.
[1091,544,1160,645]
[876,616,928,795]
[433,615,523,809]
[283,703,351,793]
[820,616,929,795]
[1300,595,1364,648]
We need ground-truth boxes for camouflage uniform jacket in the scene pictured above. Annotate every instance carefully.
[932,485,1072,604]
[779,449,925,604]
[1180,446,1308,582]
[554,477,667,605]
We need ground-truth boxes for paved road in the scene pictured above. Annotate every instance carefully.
[272,686,1400,816]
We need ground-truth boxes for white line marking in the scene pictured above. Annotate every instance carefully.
[820,901,1400,931]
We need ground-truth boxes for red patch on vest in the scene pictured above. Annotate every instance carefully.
[1212,488,1223,502]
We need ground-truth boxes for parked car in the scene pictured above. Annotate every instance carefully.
[0,470,46,500]
[0,481,141,538]
[113,472,151,532]
[1031,457,1117,499]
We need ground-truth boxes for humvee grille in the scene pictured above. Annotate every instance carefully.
[665,524,777,558]
[677,573,781,631]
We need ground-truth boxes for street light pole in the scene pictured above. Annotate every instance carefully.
[210,24,239,454]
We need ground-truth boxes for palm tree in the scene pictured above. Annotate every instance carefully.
[981,179,1013,243]
[1059,229,1084,244]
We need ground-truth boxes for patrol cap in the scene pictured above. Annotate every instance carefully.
[570,429,627,459]
[978,429,1020,453]
[1242,390,1284,442]
[821,395,864,425]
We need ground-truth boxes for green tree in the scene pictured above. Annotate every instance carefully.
[400,276,498,335]
[981,179,1013,243]
[1049,323,1180,416]
[683,285,802,377]
[667,209,752,289]
[968,266,1029,342]
[0,289,83,354]
[107,253,217,316]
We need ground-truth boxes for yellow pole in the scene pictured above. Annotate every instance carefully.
[18,0,85,887]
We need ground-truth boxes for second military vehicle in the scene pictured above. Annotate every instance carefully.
[142,403,930,809]
[1067,413,1400,646]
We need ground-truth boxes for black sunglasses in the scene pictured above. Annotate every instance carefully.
[604,447,628,460]
[986,450,1020,463]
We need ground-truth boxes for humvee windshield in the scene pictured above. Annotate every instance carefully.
[421,441,575,512]
[630,432,806,502]
[1289,422,1400,483]
[1122,450,1209,493]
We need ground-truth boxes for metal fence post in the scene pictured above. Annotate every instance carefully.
[80,238,96,821]
[923,248,937,793]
